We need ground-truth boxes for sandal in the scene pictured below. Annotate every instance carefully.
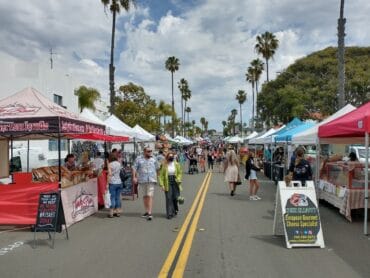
[115,213,121,217]
[107,214,114,218]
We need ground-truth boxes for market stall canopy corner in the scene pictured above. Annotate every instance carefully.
[0,87,105,139]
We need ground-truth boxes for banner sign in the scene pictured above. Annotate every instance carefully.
[61,178,98,227]
[273,181,325,248]
[0,117,104,136]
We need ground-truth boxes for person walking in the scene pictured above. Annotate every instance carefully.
[133,147,160,221]
[207,149,214,171]
[288,147,312,186]
[107,153,123,218]
[245,151,262,200]
[224,149,239,196]
[159,151,183,219]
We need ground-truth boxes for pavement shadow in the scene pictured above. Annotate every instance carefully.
[251,234,285,248]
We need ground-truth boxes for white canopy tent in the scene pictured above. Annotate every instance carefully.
[260,125,286,144]
[132,124,155,141]
[174,135,193,145]
[244,131,259,141]
[249,128,278,144]
[226,135,243,143]
[104,115,142,140]
[291,104,356,145]
[80,108,106,126]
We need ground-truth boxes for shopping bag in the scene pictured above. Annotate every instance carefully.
[104,190,111,208]
[235,173,242,185]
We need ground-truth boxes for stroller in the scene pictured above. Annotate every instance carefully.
[188,156,199,174]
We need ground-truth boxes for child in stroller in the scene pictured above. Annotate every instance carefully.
[188,154,199,174]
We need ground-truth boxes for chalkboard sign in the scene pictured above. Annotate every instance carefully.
[35,192,64,232]
[33,191,68,248]
[121,167,133,196]
[121,167,137,199]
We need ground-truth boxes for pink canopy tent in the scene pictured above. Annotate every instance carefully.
[318,101,370,235]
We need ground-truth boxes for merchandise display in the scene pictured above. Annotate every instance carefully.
[32,165,94,188]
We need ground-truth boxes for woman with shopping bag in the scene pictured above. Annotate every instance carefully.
[159,151,183,219]
[106,153,123,218]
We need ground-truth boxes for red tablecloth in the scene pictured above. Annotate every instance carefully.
[0,182,58,225]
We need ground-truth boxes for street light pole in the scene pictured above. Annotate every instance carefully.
[337,0,346,108]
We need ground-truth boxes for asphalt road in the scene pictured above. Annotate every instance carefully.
[1,169,370,278]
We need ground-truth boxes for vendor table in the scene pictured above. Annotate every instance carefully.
[319,179,370,222]
[61,178,98,227]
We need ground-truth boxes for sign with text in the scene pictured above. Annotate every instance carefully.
[273,181,325,248]
[35,192,63,232]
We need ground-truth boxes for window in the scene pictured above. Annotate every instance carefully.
[53,94,63,106]
[48,139,67,151]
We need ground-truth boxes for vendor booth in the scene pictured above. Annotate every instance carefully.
[318,101,370,234]
[0,87,110,227]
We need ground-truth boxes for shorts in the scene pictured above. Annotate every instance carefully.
[140,182,156,197]
[249,170,257,180]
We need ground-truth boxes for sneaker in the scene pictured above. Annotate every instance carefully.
[254,195,262,200]
[230,190,235,196]
[249,195,257,201]
[147,214,153,221]
[141,212,149,218]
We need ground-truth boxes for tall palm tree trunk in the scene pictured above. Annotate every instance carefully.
[240,103,243,137]
[338,0,346,108]
[183,101,187,136]
[171,72,175,137]
[181,98,184,137]
[109,9,117,114]
[251,82,255,129]
[265,58,269,82]
[187,110,190,136]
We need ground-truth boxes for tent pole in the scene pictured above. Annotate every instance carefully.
[58,132,61,190]
[27,140,30,173]
[10,135,14,176]
[270,143,273,181]
[315,140,321,190]
[364,133,369,235]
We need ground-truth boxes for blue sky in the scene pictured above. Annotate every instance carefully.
[0,0,369,131]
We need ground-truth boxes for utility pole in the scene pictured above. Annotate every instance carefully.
[49,48,57,70]
[337,0,346,108]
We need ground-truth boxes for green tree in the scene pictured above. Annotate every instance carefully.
[116,82,160,132]
[74,86,101,112]
[236,90,247,136]
[183,87,191,135]
[165,56,180,137]
[200,117,206,132]
[246,59,264,129]
[255,31,279,82]
[101,0,135,114]
[257,47,370,126]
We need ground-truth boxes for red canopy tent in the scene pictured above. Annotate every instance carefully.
[65,133,129,142]
[318,101,370,235]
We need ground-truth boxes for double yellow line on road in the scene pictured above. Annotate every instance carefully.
[158,172,212,278]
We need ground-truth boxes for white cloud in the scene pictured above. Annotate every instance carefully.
[0,0,369,130]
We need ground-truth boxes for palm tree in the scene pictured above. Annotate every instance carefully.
[235,90,247,136]
[246,68,255,128]
[204,121,209,133]
[255,31,279,82]
[101,0,135,114]
[165,56,180,137]
[74,86,101,112]
[178,78,188,135]
[200,117,206,132]
[250,58,264,94]
[183,87,191,135]
[337,0,346,108]
[231,109,238,135]
[185,106,191,136]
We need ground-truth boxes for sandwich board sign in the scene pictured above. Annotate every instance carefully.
[33,191,69,248]
[273,180,325,249]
